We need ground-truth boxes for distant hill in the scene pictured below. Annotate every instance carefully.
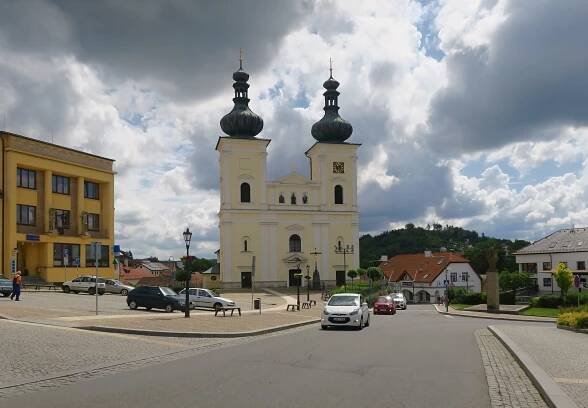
[359,224,530,275]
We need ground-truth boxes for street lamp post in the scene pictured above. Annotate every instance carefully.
[465,272,469,293]
[183,227,193,318]
[444,269,449,312]
[296,262,301,310]
[305,264,311,302]
[334,242,354,291]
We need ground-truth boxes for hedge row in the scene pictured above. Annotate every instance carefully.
[530,292,588,308]
[557,310,588,329]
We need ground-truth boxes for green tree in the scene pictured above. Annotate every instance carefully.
[554,262,573,301]
[367,267,382,289]
[174,256,199,282]
[347,269,358,286]
[499,271,532,303]
[357,267,367,281]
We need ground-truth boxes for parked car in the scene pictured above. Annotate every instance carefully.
[177,288,235,310]
[103,279,134,296]
[62,276,106,295]
[373,296,396,315]
[0,279,13,297]
[321,293,370,330]
[389,293,407,310]
[127,286,187,313]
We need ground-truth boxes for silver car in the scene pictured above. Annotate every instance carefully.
[102,279,134,296]
[388,293,407,310]
[177,288,235,310]
[62,276,106,295]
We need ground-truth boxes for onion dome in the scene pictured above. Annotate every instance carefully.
[220,61,264,138]
[311,67,353,143]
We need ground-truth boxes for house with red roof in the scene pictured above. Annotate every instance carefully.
[379,251,481,303]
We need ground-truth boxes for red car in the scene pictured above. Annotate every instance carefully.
[373,296,396,315]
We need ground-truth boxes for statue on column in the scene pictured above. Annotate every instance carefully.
[485,246,500,311]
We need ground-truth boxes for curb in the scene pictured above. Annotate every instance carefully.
[433,305,556,323]
[488,325,579,408]
[78,318,321,338]
[557,324,588,334]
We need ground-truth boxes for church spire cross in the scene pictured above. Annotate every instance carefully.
[329,57,333,79]
[239,48,244,71]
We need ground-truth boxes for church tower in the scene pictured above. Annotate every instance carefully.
[216,61,269,288]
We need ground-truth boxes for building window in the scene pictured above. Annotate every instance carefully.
[52,175,70,194]
[542,262,552,271]
[291,193,297,205]
[53,243,80,267]
[53,209,71,230]
[240,182,251,203]
[450,272,458,283]
[86,213,100,231]
[16,168,36,189]
[461,272,469,282]
[244,240,248,252]
[279,194,285,204]
[84,181,100,199]
[577,261,586,270]
[289,234,301,253]
[16,204,36,225]
[86,244,109,267]
[334,185,343,204]
[302,194,308,204]
[521,263,537,274]
[543,277,552,287]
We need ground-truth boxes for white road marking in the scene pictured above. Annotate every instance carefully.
[554,377,588,384]
[444,315,455,319]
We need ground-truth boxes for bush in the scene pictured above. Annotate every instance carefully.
[557,310,588,329]
[447,287,466,303]
[454,292,486,305]
[530,296,540,307]
[537,295,563,308]
[499,292,515,305]
[563,291,588,306]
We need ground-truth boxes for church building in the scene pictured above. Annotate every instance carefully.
[215,62,360,289]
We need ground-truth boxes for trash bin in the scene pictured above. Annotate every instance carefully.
[254,298,261,310]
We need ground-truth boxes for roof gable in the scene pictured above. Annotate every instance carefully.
[380,252,471,284]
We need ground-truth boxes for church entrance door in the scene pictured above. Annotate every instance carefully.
[288,269,301,287]
[336,270,346,287]
[241,272,252,288]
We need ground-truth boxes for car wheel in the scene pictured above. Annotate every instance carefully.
[357,317,363,331]
[213,302,222,311]
[98,290,105,295]
[146,307,152,311]
[129,300,138,310]
[88,287,95,295]
[164,304,174,313]
[62,286,70,293]
[120,289,128,296]
[321,325,328,330]
[365,314,370,327]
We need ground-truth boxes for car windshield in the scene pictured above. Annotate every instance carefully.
[160,287,177,296]
[377,296,390,302]
[328,296,359,306]
[109,280,121,285]
[0,279,11,284]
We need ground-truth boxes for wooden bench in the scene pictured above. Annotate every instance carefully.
[309,300,317,306]
[301,302,311,309]
[286,304,298,311]
[214,307,241,317]
[25,284,59,291]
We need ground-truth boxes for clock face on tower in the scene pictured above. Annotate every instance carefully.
[333,161,345,174]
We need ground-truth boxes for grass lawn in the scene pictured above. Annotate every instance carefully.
[450,304,471,310]
[520,307,560,317]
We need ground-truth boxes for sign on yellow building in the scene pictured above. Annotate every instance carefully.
[1,131,115,283]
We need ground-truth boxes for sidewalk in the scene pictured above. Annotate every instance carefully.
[433,304,557,323]
[490,324,587,408]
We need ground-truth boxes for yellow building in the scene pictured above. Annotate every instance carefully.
[216,66,360,288]
[1,131,115,283]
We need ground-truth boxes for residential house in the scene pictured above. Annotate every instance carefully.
[514,228,588,294]
[379,251,481,303]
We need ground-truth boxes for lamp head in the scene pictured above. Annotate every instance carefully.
[183,227,193,246]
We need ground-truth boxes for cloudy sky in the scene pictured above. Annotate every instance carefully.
[2,0,587,259]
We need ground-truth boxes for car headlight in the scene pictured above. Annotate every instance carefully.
[349,309,359,315]
[323,309,329,315]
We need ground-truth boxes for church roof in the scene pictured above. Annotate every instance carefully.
[380,252,470,284]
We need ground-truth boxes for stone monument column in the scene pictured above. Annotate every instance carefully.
[485,247,500,311]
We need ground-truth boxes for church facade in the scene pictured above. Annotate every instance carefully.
[216,63,360,289]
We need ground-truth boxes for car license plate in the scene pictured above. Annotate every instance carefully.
[333,317,346,322]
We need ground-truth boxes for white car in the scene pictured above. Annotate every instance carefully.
[321,293,370,330]
[177,288,236,310]
[389,293,407,310]
[62,276,106,295]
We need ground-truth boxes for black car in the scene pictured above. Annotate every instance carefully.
[126,286,186,313]
[0,279,12,297]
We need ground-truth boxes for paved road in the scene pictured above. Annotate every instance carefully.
[2,305,544,407]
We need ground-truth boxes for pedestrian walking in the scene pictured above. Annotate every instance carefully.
[10,271,22,301]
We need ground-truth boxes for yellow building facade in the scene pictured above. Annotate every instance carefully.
[1,131,115,283]
[216,66,359,288]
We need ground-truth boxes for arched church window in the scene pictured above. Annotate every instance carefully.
[302,194,308,204]
[334,185,343,204]
[279,194,285,204]
[291,193,297,205]
[289,234,301,253]
[240,182,251,203]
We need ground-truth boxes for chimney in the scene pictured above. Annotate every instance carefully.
[424,250,432,257]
